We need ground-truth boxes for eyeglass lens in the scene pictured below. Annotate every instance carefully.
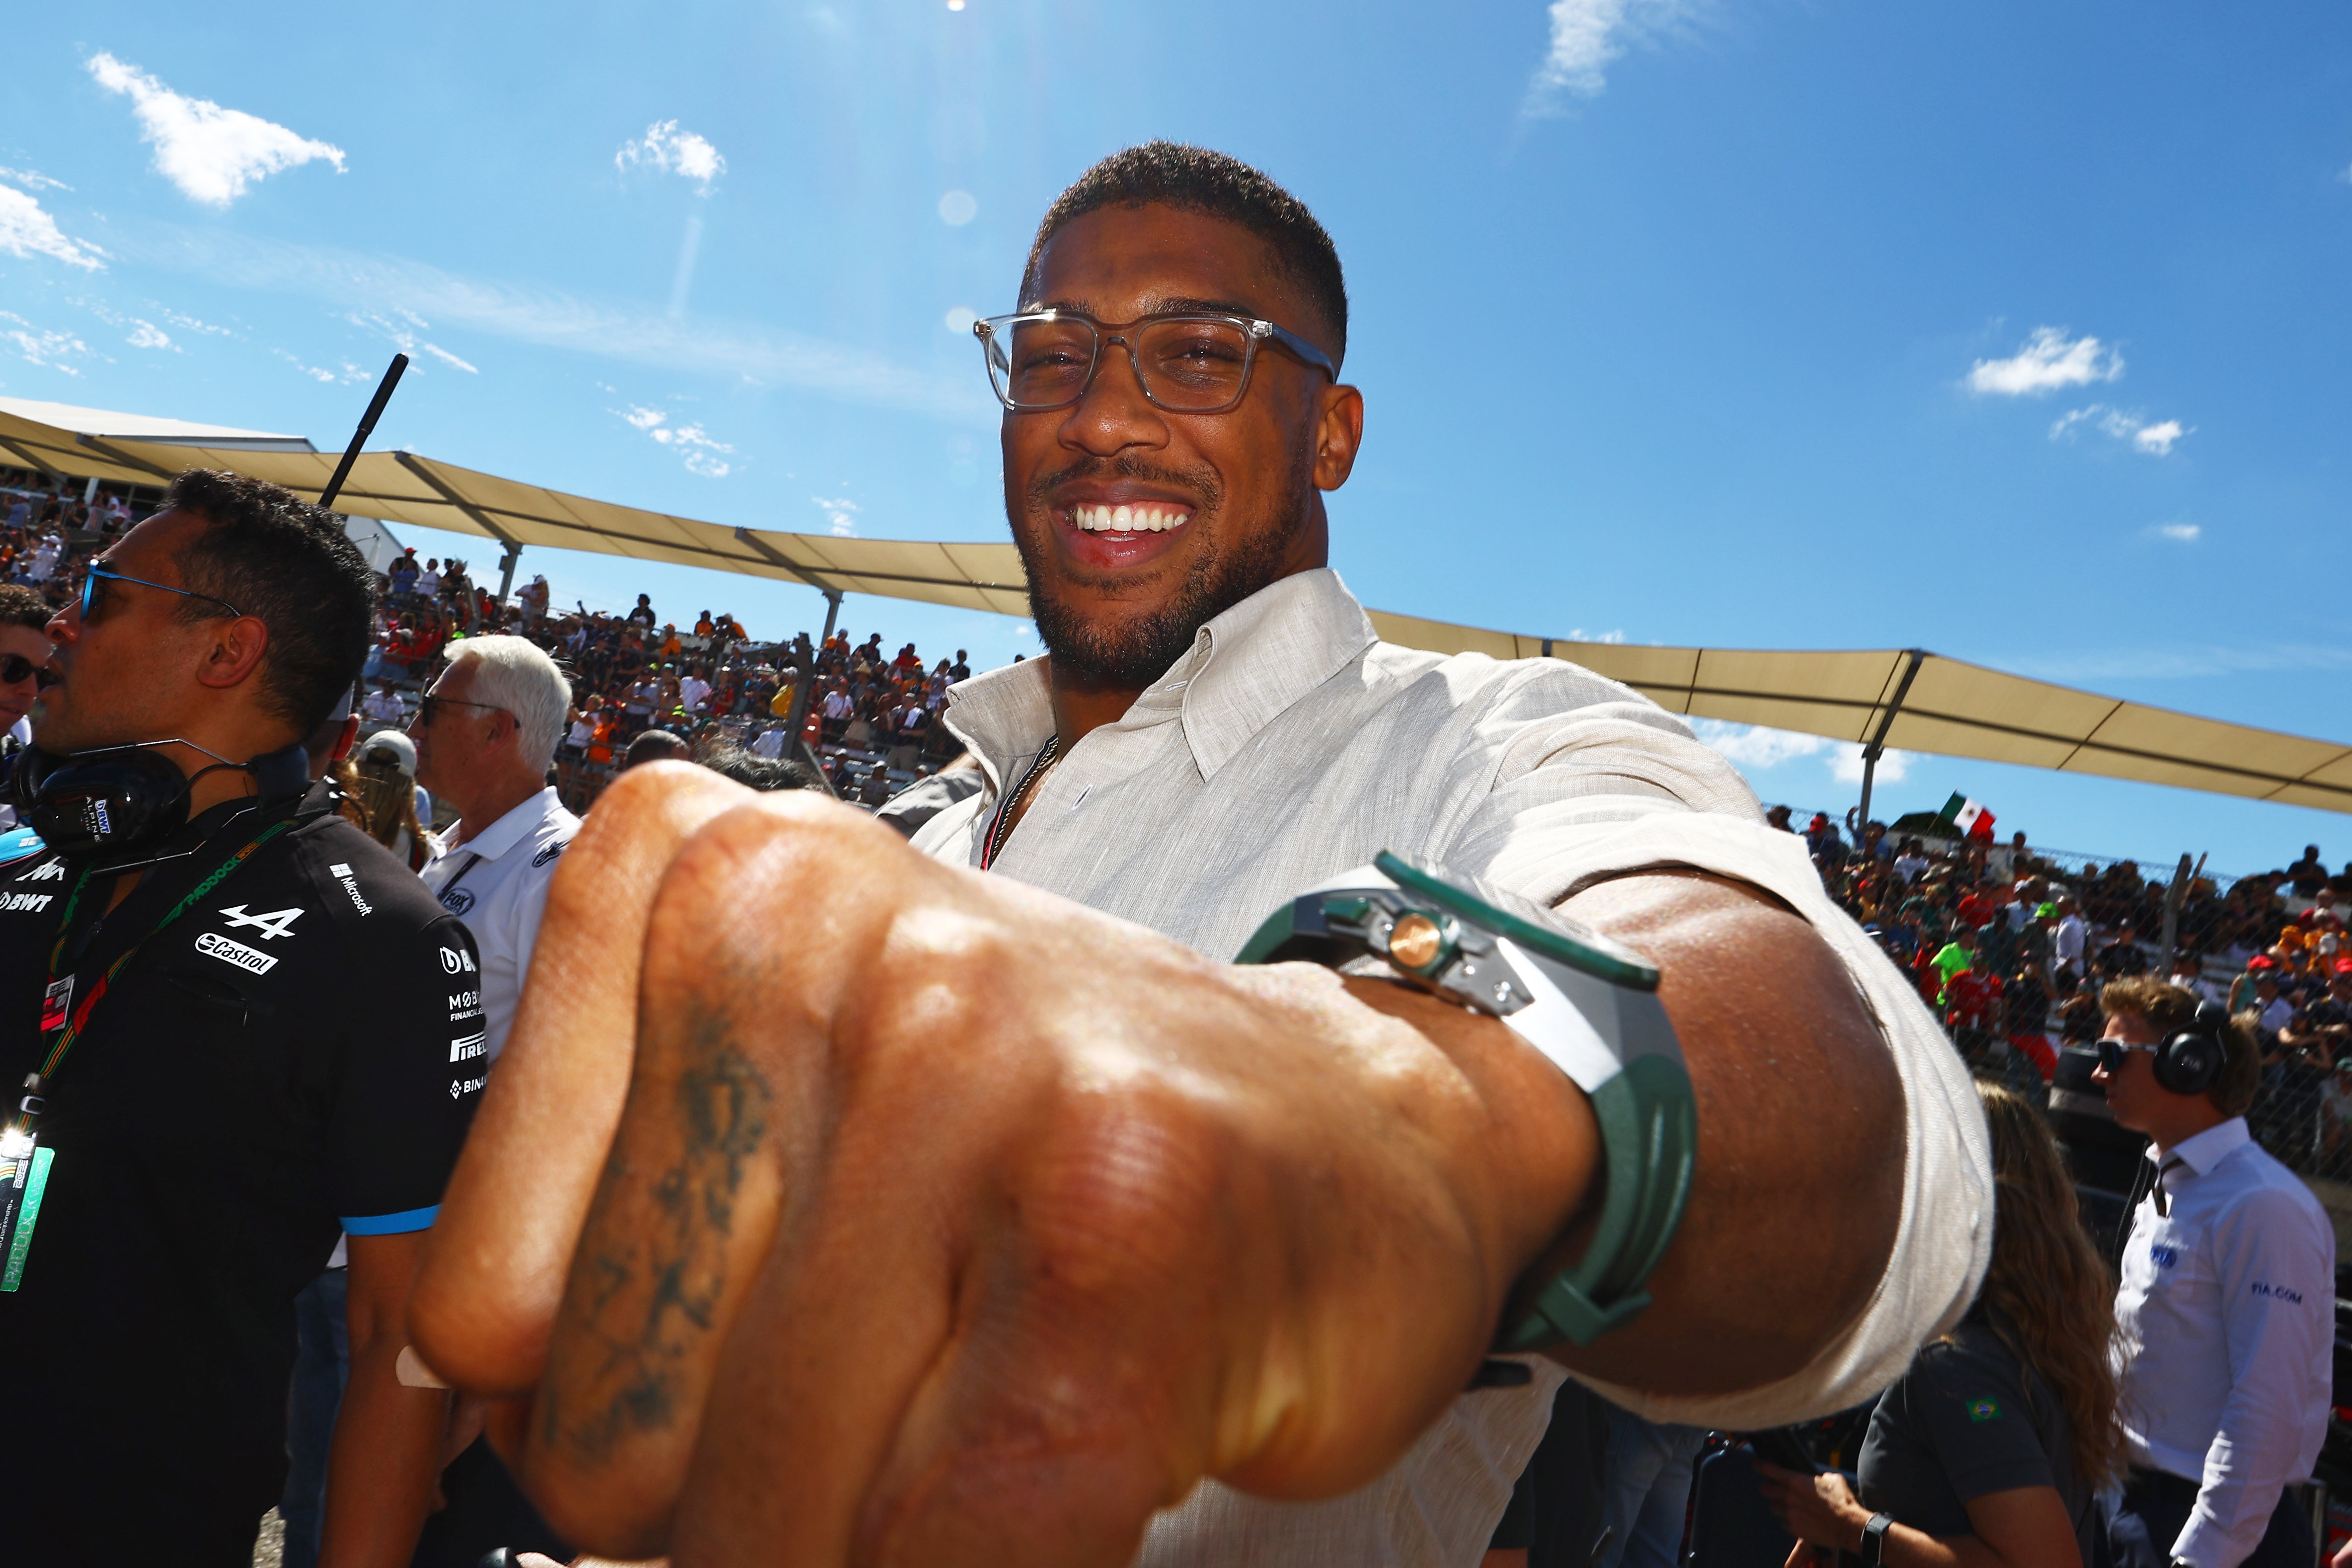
[0,654,53,686]
[989,317,1256,411]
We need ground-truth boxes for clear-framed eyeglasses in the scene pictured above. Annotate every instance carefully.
[974,309,1337,414]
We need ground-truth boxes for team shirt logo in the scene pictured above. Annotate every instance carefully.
[451,1075,487,1098]
[531,840,566,869]
[450,1032,488,1064]
[439,946,476,975]
[0,892,53,913]
[195,932,278,975]
[16,861,63,883]
[218,905,304,941]
[327,862,374,916]
[440,887,477,916]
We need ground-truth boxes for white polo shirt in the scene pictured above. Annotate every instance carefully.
[421,786,579,1064]
[2115,1117,2334,1568]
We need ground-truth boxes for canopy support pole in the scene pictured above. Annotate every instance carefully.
[497,545,522,613]
[784,589,845,751]
[1856,649,1927,855]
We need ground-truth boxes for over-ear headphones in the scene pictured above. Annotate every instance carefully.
[2154,999,2229,1096]
[2,741,313,860]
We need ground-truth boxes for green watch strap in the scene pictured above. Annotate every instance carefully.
[1237,851,1697,1348]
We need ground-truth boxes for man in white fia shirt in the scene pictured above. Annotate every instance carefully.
[411,635,580,1065]
[2094,976,2333,1568]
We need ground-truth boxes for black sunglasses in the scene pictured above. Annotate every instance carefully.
[2093,1039,2156,1074]
[0,653,56,689]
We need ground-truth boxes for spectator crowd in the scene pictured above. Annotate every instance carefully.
[1775,803,2352,1188]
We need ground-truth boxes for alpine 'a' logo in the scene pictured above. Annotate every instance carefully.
[219,905,304,941]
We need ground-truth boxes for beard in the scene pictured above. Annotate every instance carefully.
[1016,453,1309,690]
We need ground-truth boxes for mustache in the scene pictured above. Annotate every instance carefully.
[1024,454,1223,515]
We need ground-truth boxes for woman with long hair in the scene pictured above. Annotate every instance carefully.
[1761,1081,2119,1566]
[346,730,430,871]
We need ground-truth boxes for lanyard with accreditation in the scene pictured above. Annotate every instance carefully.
[0,811,298,1290]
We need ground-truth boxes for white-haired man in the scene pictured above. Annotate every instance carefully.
[411,635,579,1066]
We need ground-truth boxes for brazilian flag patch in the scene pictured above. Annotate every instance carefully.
[1967,1398,2002,1422]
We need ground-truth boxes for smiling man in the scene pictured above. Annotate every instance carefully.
[413,144,1990,1568]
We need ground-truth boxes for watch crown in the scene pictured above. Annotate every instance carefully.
[1387,911,1446,972]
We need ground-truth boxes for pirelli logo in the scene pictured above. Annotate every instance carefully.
[450,1032,488,1063]
[196,931,278,975]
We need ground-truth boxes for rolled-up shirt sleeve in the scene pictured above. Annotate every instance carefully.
[1435,689,1994,1428]
[2171,1186,2336,1568]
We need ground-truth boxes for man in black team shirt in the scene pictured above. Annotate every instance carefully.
[0,470,482,1566]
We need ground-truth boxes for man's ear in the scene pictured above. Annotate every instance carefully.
[1311,383,1365,493]
[193,615,270,694]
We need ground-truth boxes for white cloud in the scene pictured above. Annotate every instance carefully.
[0,311,91,373]
[125,226,993,423]
[125,321,172,349]
[813,495,859,536]
[86,53,345,207]
[1691,719,1912,789]
[344,310,477,374]
[616,121,726,191]
[1830,744,1910,786]
[1692,720,1830,770]
[0,185,104,270]
[1522,0,1695,115]
[0,167,70,193]
[615,405,733,477]
[2050,403,2190,457]
[1967,326,2123,396]
[273,348,366,384]
[2150,522,2200,542]
[1565,626,1627,644]
[161,308,231,336]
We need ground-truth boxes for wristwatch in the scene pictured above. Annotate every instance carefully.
[1860,1511,1895,1565]
[1237,850,1697,1347]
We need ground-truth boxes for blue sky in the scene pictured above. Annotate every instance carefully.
[4,0,2350,876]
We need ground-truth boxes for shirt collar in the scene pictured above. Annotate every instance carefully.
[943,568,1377,790]
[449,786,562,861]
[2151,1115,2250,1176]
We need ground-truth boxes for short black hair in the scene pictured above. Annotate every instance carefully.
[1024,141,1348,366]
[0,583,51,634]
[160,470,377,734]
[701,745,822,793]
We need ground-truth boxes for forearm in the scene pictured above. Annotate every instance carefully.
[319,1333,450,1568]
[1539,871,1904,1396]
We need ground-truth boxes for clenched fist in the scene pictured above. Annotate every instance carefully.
[410,763,1598,1566]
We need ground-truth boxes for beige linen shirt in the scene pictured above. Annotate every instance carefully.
[912,567,1991,1568]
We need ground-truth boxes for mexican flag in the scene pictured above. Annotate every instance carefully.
[1939,791,1996,843]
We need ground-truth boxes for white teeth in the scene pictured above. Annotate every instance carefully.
[1071,503,1191,532]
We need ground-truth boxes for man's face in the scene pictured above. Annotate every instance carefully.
[0,620,53,731]
[2091,1008,2167,1131]
[410,660,509,799]
[32,510,235,756]
[1001,204,1363,688]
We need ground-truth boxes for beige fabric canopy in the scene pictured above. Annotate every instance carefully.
[8,401,2348,815]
